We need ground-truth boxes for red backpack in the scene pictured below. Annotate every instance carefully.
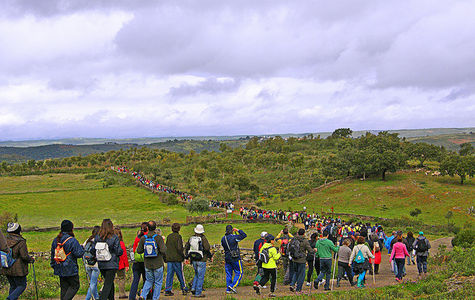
[280,238,289,256]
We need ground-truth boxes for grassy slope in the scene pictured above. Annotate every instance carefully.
[271,171,474,227]
[407,133,475,151]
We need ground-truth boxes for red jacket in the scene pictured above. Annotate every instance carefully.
[118,241,129,270]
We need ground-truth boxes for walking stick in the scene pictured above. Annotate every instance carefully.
[331,252,338,290]
[372,261,375,285]
[32,262,39,300]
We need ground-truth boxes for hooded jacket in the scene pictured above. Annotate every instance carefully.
[93,234,123,270]
[50,233,85,277]
[221,229,247,263]
[1,233,34,277]
[165,232,185,262]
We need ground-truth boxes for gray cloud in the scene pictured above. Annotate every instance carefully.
[169,77,241,97]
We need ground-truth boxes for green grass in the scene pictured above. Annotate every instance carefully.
[271,171,474,227]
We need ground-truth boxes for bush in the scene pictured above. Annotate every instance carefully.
[160,193,179,205]
[410,208,422,217]
[0,211,16,231]
[451,229,475,248]
[187,198,209,215]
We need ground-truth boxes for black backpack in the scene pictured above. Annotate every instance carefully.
[83,241,97,266]
[259,247,270,264]
[416,239,428,252]
[288,238,305,260]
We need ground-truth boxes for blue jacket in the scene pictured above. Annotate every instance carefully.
[221,230,247,263]
[253,238,265,261]
[93,234,123,270]
[385,235,395,253]
[50,233,85,277]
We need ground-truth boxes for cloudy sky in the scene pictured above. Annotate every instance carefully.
[1,0,474,140]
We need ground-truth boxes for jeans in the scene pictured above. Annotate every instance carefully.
[417,255,428,274]
[316,258,332,289]
[306,257,320,282]
[259,268,277,292]
[129,262,146,300]
[59,275,80,300]
[141,267,164,300]
[100,269,117,300]
[6,275,27,300]
[290,262,306,292]
[165,262,186,292]
[395,258,405,280]
[191,261,206,296]
[225,260,243,291]
[85,266,100,300]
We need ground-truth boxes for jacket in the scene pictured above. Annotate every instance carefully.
[390,242,409,260]
[349,244,374,263]
[165,232,185,262]
[118,241,129,270]
[315,238,339,260]
[306,239,318,261]
[137,232,167,269]
[260,243,281,269]
[291,235,315,264]
[253,238,266,261]
[185,233,212,262]
[0,233,34,277]
[413,236,431,257]
[406,236,415,251]
[50,233,85,277]
[94,234,123,270]
[337,245,352,264]
[221,230,247,263]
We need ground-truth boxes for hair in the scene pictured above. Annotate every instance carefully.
[114,226,123,242]
[397,236,403,243]
[322,229,330,237]
[172,223,181,233]
[99,219,115,240]
[56,223,74,243]
[283,228,289,234]
[138,222,148,237]
[148,221,157,232]
[298,228,305,236]
[86,226,100,244]
[343,239,351,246]
[407,231,414,238]
[310,233,318,241]
[357,236,365,244]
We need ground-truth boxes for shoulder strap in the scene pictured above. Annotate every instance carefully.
[59,237,73,246]
[224,235,231,251]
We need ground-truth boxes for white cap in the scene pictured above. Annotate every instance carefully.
[7,223,20,233]
[261,231,268,238]
[194,224,205,234]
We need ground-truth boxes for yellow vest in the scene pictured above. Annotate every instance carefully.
[260,243,281,269]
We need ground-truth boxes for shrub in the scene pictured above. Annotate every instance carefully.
[160,193,179,205]
[187,198,209,215]
[451,229,475,248]
[410,208,422,217]
[0,211,16,231]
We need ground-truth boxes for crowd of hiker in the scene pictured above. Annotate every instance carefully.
[1,217,432,300]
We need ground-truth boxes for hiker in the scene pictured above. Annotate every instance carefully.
[413,232,431,278]
[252,231,267,288]
[94,219,123,300]
[129,223,148,300]
[185,224,212,298]
[306,233,320,287]
[368,233,383,274]
[336,238,355,287]
[275,228,293,285]
[221,225,247,294]
[349,236,374,288]
[289,229,316,293]
[1,223,35,300]
[385,231,396,254]
[405,231,416,265]
[254,234,281,297]
[390,231,407,278]
[83,226,100,300]
[314,229,339,291]
[136,221,167,300]
[115,227,129,299]
[390,236,409,282]
[164,223,188,296]
[50,220,85,300]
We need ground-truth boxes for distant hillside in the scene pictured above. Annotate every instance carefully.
[407,133,475,151]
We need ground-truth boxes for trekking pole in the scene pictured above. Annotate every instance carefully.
[32,261,39,300]
[331,252,338,290]
[372,261,375,286]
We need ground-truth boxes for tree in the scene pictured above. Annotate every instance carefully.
[406,142,443,167]
[445,211,453,229]
[460,143,474,156]
[440,154,475,184]
[187,198,209,215]
[410,208,422,218]
[331,128,353,139]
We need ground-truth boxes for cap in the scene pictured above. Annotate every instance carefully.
[419,231,424,235]
[61,220,74,232]
[260,231,268,238]
[7,223,20,233]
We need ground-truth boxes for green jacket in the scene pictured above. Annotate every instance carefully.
[137,232,167,270]
[165,232,185,262]
[315,238,339,259]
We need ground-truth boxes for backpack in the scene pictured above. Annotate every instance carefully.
[259,247,270,264]
[355,246,365,263]
[83,241,97,266]
[0,248,16,268]
[415,239,428,253]
[280,238,289,256]
[144,234,158,258]
[288,238,304,260]
[188,236,203,261]
[54,237,73,263]
[95,241,112,262]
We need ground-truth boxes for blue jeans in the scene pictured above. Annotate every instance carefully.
[290,262,306,292]
[6,275,27,300]
[191,261,206,296]
[316,258,332,289]
[417,255,428,274]
[165,262,186,292]
[129,262,146,300]
[141,267,164,300]
[85,266,100,300]
[225,260,243,291]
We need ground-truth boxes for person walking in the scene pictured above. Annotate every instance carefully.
[129,223,148,300]
[336,239,355,287]
[185,224,212,298]
[275,228,293,285]
[221,225,247,294]
[137,221,167,300]
[252,231,267,288]
[313,230,339,291]
[50,220,85,300]
[254,234,281,297]
[305,233,320,287]
[115,227,129,298]
[94,219,123,300]
[390,236,409,282]
[164,223,188,296]
[349,236,374,288]
[289,229,316,294]
[413,232,431,278]
[83,226,100,300]
[1,223,35,300]
[368,233,383,274]
[405,231,416,265]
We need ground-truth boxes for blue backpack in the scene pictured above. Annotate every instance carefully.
[1,248,16,268]
[144,234,158,258]
[355,246,365,264]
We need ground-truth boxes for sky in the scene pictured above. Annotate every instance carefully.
[0,0,474,141]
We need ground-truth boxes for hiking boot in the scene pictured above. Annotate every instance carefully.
[164,291,174,296]
[324,287,331,291]
[253,285,261,295]
[289,285,295,292]
[190,290,196,295]
[313,280,319,289]
[319,279,326,287]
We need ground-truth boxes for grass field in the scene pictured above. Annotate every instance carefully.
[271,171,474,227]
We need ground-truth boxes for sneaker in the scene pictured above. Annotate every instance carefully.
[269,293,276,297]
[313,280,319,289]
[227,286,237,294]
[262,285,267,289]
[306,282,311,287]
[319,279,326,287]
[164,291,174,297]
[226,291,234,294]
[190,290,196,295]
[253,285,261,295]
[289,285,295,292]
